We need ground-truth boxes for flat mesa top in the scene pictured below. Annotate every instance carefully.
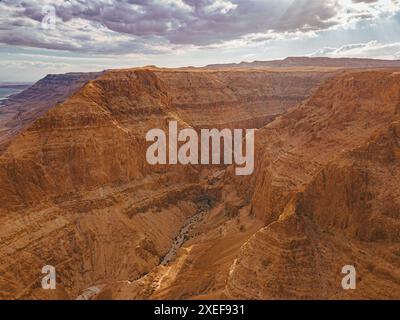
[106,66,342,74]
[104,65,400,75]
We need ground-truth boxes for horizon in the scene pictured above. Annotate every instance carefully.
[3,55,400,84]
[0,0,400,82]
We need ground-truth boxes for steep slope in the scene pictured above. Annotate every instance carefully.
[102,70,400,300]
[0,67,329,299]
[154,68,329,129]
[0,69,202,299]
[225,70,400,299]
[3,66,398,300]
[0,72,103,152]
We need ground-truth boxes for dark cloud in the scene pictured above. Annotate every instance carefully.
[72,0,339,44]
[0,0,389,54]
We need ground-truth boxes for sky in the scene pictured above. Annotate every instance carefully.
[0,0,400,82]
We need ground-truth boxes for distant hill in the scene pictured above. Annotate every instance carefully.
[206,56,400,68]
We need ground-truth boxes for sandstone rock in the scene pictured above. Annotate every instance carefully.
[1,66,399,300]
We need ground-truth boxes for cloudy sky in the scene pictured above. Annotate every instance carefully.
[0,0,399,82]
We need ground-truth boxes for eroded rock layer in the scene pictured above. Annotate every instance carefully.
[0,67,331,299]
[225,70,400,299]
[1,66,399,300]
[0,72,103,152]
[102,70,400,300]
[154,69,328,129]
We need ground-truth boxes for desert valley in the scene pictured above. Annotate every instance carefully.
[0,57,399,300]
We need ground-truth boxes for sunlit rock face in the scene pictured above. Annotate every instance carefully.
[0,64,399,300]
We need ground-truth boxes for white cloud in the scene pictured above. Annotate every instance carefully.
[309,40,400,59]
[204,0,237,14]
[1,0,397,54]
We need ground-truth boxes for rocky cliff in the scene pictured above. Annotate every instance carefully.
[1,66,399,300]
[0,66,331,299]
[154,68,328,129]
[101,70,400,300]
[224,70,400,299]
[0,72,103,152]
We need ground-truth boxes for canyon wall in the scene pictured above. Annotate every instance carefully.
[0,72,103,152]
[0,67,329,299]
[224,70,400,299]
[91,69,400,300]
[155,69,328,129]
[1,66,399,300]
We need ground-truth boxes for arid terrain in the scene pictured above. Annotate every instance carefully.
[0,58,400,300]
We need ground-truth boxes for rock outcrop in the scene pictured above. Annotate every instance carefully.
[102,70,400,300]
[0,66,331,299]
[224,70,400,299]
[1,65,399,300]
[154,68,328,129]
[0,72,103,152]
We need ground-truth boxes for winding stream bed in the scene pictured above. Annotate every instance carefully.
[75,198,212,299]
[160,208,207,265]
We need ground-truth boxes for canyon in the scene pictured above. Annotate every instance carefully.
[0,58,399,299]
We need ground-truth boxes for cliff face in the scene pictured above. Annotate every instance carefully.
[224,71,400,299]
[0,68,329,211]
[0,72,103,152]
[154,69,328,129]
[0,67,330,299]
[1,66,399,300]
[84,70,400,300]
[0,69,194,299]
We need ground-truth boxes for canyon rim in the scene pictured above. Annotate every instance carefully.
[0,0,400,306]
